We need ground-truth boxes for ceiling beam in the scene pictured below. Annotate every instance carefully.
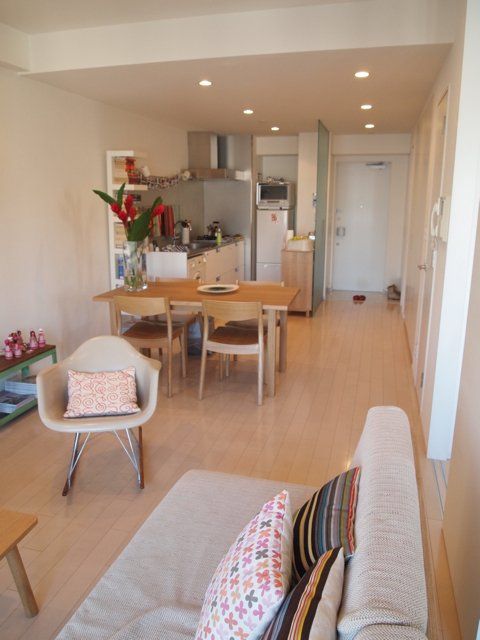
[0,22,29,71]
[25,0,455,75]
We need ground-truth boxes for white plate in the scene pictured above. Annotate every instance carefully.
[197,284,239,294]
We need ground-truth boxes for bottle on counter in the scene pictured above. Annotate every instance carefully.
[216,225,222,245]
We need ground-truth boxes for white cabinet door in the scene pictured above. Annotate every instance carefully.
[204,248,222,282]
[221,268,238,284]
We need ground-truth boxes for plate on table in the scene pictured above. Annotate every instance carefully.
[197,284,239,294]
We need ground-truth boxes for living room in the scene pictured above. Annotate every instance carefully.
[0,1,479,639]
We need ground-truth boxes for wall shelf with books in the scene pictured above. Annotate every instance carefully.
[106,150,149,288]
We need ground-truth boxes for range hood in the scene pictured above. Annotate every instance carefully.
[186,132,247,180]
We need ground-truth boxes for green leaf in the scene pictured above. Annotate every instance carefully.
[128,210,151,242]
[93,189,116,206]
[150,195,164,210]
[116,183,126,207]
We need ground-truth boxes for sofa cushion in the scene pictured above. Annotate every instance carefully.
[337,407,428,639]
[292,468,360,581]
[262,547,344,640]
[195,490,293,640]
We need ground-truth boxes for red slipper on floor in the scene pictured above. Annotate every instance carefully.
[353,295,360,301]
[358,295,366,301]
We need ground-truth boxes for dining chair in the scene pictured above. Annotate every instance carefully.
[114,295,185,398]
[36,336,160,495]
[199,299,265,405]
[154,277,201,328]
[227,280,287,372]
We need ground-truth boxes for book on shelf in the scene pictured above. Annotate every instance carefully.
[0,391,36,414]
[5,375,37,394]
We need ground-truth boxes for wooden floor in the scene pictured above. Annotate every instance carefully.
[0,293,461,639]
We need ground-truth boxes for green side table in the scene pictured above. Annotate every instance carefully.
[0,345,57,427]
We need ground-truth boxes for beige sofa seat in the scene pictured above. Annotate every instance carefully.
[56,406,427,640]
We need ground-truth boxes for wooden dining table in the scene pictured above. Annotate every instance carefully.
[93,281,299,397]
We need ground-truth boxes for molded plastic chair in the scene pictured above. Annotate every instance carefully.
[199,300,265,405]
[37,336,161,496]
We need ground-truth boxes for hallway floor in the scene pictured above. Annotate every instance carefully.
[0,292,461,638]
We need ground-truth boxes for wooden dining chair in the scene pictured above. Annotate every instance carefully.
[114,296,186,398]
[226,280,287,372]
[199,300,265,406]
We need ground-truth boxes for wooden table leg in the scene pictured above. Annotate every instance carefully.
[6,545,38,617]
[267,309,277,397]
[108,300,117,335]
[279,311,287,372]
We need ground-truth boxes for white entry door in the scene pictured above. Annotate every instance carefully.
[332,162,390,291]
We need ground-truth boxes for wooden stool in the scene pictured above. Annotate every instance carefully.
[0,508,39,617]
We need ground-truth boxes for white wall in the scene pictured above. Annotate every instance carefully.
[260,156,298,183]
[0,67,187,358]
[255,136,298,156]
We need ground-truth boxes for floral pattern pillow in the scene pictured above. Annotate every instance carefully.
[64,367,140,418]
[195,490,293,640]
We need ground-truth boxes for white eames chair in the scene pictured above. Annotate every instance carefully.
[37,336,160,496]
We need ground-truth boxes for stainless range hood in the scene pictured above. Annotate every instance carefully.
[186,132,243,180]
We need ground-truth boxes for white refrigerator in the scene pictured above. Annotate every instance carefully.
[256,208,293,281]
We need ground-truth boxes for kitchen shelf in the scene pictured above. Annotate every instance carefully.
[106,150,148,288]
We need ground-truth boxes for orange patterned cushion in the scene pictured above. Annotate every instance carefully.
[64,367,140,418]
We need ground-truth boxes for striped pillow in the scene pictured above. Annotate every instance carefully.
[262,547,344,640]
[292,468,360,581]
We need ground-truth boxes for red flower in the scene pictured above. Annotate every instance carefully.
[124,194,134,211]
[110,203,121,214]
[117,210,128,223]
[153,204,165,218]
[128,205,137,221]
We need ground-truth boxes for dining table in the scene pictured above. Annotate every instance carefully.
[93,281,299,397]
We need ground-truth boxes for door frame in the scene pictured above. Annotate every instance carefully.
[413,88,450,427]
[326,154,408,293]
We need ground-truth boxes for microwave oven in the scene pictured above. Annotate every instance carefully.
[256,181,295,209]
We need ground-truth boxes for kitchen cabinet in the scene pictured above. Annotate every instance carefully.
[147,240,245,284]
[281,249,313,315]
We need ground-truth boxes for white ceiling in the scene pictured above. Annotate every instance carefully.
[32,45,449,135]
[0,0,361,34]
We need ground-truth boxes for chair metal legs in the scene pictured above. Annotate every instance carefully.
[62,432,90,496]
[62,427,144,496]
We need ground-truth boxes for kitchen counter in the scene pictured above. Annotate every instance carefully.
[159,236,243,258]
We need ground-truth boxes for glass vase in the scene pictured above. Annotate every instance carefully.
[123,240,147,292]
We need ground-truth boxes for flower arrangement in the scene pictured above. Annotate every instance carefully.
[93,183,165,241]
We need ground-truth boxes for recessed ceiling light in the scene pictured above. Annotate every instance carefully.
[365,123,375,129]
[243,108,254,115]
[198,79,212,87]
[361,104,373,110]
[355,70,370,78]
[271,126,280,131]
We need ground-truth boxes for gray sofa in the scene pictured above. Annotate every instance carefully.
[56,406,428,639]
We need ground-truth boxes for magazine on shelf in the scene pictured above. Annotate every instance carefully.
[0,391,36,413]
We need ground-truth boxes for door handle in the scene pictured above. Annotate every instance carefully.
[417,264,431,271]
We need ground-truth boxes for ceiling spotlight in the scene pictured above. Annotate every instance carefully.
[355,70,370,78]
[243,108,254,115]
[365,123,375,129]
[198,79,212,87]
[361,104,373,110]
[271,126,280,131]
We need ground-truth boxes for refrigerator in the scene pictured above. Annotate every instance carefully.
[256,208,294,281]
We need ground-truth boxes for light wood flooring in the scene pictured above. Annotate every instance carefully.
[0,292,461,639]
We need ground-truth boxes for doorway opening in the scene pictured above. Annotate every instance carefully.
[331,161,391,292]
